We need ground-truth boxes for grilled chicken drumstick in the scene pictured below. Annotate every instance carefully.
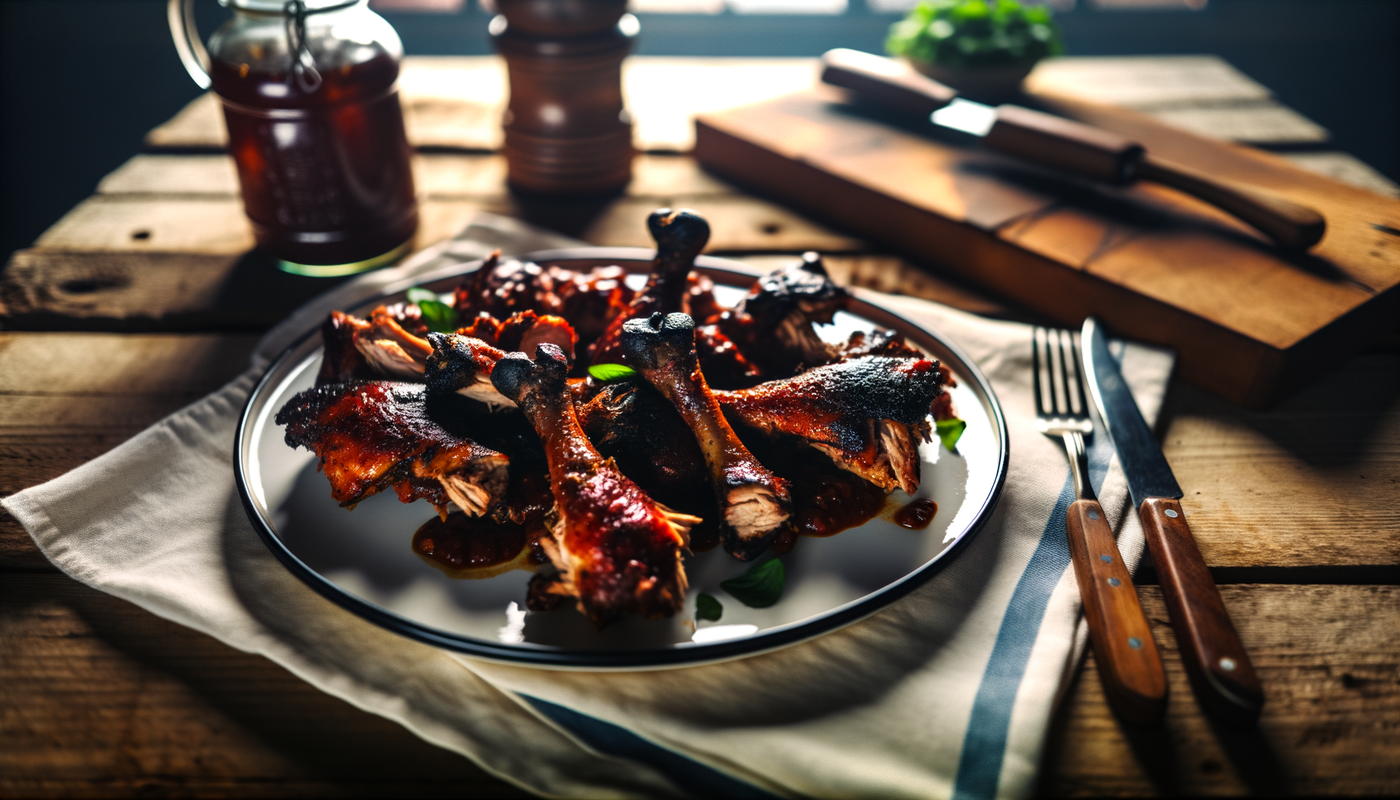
[589,208,711,364]
[622,312,792,560]
[713,355,948,495]
[491,343,699,625]
[277,382,509,519]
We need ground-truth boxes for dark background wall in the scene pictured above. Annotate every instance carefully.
[2,0,1396,262]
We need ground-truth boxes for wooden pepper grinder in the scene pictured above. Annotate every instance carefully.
[491,0,636,194]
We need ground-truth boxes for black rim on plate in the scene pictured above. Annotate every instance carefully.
[234,249,1010,669]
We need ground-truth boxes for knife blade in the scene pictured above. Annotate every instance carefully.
[1081,317,1264,726]
[818,49,1326,251]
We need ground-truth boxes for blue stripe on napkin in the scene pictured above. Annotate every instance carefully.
[524,695,780,799]
[951,431,1114,800]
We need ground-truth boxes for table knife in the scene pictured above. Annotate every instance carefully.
[819,49,1326,251]
[1080,317,1265,727]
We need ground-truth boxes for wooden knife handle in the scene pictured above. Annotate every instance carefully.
[984,104,1145,184]
[1066,499,1168,725]
[1134,154,1326,250]
[1140,497,1264,727]
[818,48,957,119]
[981,106,1326,250]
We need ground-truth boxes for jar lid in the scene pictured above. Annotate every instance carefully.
[220,0,364,12]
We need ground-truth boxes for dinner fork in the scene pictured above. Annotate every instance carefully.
[1033,327,1168,725]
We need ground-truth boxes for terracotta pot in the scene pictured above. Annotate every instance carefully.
[908,59,1036,103]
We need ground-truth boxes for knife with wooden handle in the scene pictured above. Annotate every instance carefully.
[1081,317,1264,727]
[819,49,1326,251]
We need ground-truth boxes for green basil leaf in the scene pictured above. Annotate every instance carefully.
[417,300,456,334]
[405,287,438,304]
[588,363,638,382]
[695,592,723,622]
[720,559,785,609]
[936,417,966,452]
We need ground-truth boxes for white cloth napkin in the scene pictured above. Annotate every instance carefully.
[3,213,1174,800]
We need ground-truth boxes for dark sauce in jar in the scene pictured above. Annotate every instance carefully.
[413,513,547,577]
[209,49,417,267]
[894,498,938,530]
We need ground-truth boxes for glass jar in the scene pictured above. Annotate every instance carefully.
[169,0,418,274]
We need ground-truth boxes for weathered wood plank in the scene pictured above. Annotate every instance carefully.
[1161,354,1400,571]
[33,196,254,255]
[144,56,818,155]
[1,576,1392,797]
[0,574,527,798]
[95,153,738,200]
[0,250,356,332]
[145,56,1337,156]
[0,333,259,570]
[1040,585,1400,797]
[4,157,866,331]
[30,156,857,257]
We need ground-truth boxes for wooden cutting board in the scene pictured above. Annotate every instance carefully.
[694,89,1400,408]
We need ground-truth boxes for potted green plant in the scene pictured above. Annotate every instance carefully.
[886,0,1064,102]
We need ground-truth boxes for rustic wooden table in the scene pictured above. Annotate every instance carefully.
[1,57,1396,798]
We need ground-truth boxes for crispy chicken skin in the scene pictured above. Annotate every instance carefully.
[622,312,791,560]
[453,252,636,348]
[589,208,711,365]
[713,355,947,494]
[276,382,509,519]
[457,310,577,361]
[424,333,511,408]
[715,252,851,378]
[491,344,698,625]
[574,381,709,498]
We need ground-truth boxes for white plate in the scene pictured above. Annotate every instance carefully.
[236,248,1008,669]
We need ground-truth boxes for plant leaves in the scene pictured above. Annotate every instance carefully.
[404,288,456,333]
[417,300,456,334]
[588,363,638,382]
[695,593,723,622]
[720,559,785,608]
[936,417,966,452]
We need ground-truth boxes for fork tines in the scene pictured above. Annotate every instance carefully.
[1032,327,1092,433]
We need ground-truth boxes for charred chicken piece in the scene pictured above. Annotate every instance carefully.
[685,272,725,324]
[358,306,435,378]
[589,209,711,364]
[575,381,709,498]
[713,356,948,495]
[317,307,436,384]
[454,250,566,320]
[424,333,511,408]
[555,265,637,346]
[491,344,698,625]
[276,382,509,519]
[838,329,926,361]
[694,324,763,389]
[716,252,851,377]
[457,310,578,361]
[317,310,373,384]
[622,313,791,560]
